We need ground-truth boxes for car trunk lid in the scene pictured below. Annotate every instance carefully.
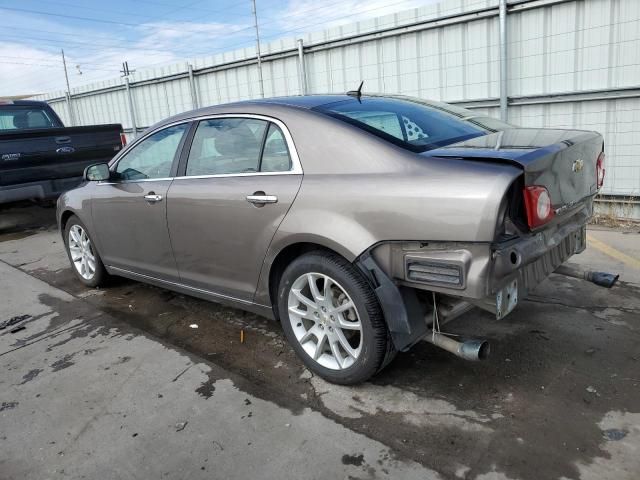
[425,128,603,214]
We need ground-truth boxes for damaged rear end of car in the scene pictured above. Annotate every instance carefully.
[357,127,606,359]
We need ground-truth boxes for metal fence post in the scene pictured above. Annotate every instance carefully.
[188,63,199,109]
[499,0,508,121]
[65,92,76,126]
[125,77,138,138]
[297,39,307,95]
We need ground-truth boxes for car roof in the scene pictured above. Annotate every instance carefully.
[0,99,49,107]
[238,94,352,109]
[156,94,361,128]
[150,94,483,134]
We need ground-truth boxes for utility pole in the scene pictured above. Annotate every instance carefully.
[120,61,135,77]
[119,61,138,138]
[61,49,76,126]
[499,0,508,122]
[251,0,265,98]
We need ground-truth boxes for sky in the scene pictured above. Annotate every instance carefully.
[0,0,439,97]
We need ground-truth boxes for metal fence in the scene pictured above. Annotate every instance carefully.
[33,0,640,199]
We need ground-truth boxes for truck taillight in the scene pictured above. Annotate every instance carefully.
[120,132,127,146]
[596,151,605,189]
[523,185,554,229]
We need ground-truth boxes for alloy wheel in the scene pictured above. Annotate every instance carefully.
[68,225,96,280]
[287,272,363,370]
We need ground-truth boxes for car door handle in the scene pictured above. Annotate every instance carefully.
[246,194,278,205]
[144,193,163,202]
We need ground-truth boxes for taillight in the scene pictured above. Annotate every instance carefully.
[596,151,605,189]
[523,185,554,229]
[120,132,127,147]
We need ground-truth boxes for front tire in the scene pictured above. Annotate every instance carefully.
[64,215,107,288]
[278,251,394,385]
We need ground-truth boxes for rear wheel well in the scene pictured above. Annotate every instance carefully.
[268,242,344,319]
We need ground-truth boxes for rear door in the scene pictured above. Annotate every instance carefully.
[166,115,303,302]
[91,122,190,281]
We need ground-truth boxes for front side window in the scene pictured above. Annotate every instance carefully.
[315,96,514,152]
[115,123,188,180]
[186,118,267,176]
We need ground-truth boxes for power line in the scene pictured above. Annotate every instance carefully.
[0,54,118,68]
[26,0,253,19]
[0,31,218,58]
[1,0,386,70]
[0,0,417,62]
[133,0,255,16]
[115,0,423,73]
[130,0,428,73]
[0,60,115,72]
[4,0,431,92]
[0,5,250,36]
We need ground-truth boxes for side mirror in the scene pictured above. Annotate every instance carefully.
[84,163,110,181]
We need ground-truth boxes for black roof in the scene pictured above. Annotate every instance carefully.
[0,99,48,107]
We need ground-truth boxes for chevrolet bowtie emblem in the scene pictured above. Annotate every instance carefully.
[572,159,584,173]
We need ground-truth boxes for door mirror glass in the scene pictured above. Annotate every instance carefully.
[84,163,110,181]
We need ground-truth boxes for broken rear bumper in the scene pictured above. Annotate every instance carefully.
[357,210,590,351]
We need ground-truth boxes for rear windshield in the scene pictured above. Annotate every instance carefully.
[0,105,61,131]
[314,96,513,152]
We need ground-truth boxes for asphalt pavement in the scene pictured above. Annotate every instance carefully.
[1,203,639,480]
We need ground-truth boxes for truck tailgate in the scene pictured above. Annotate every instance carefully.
[427,128,603,212]
[0,125,123,186]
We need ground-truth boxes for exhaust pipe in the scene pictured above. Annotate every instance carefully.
[555,264,619,288]
[426,332,490,361]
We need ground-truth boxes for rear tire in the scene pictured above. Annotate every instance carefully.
[277,251,395,385]
[63,215,108,288]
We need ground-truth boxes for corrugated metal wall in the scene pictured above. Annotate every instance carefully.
[33,0,640,197]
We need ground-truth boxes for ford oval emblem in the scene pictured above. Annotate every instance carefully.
[56,146,76,154]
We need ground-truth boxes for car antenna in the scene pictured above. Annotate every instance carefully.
[347,81,364,102]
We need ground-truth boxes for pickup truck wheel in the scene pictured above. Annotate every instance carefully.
[278,251,394,385]
[64,215,107,288]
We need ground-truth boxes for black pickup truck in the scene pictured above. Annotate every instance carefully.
[0,99,124,204]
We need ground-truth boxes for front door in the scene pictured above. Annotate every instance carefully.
[167,116,302,302]
[92,122,190,281]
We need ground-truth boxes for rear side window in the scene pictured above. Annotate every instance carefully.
[185,118,292,176]
[260,123,292,172]
[315,97,512,152]
[0,106,60,131]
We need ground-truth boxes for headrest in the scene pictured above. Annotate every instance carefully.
[214,123,260,157]
[13,113,29,129]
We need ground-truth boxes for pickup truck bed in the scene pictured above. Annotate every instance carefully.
[0,100,123,204]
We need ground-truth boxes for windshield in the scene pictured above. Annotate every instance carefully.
[314,96,513,152]
[0,105,61,131]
